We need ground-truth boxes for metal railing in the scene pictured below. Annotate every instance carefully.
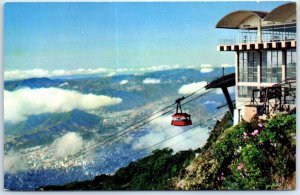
[218,24,296,45]
[218,39,237,45]
[262,25,296,42]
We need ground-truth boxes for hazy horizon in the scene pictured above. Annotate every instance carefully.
[4,1,285,80]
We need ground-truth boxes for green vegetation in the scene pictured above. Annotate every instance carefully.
[177,112,296,190]
[40,148,195,190]
[39,112,296,190]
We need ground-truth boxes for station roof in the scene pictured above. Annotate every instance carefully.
[216,2,296,29]
[216,10,268,29]
[264,2,296,23]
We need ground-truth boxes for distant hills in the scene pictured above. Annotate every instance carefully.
[4,77,64,91]
[4,68,234,90]
[4,109,102,151]
[4,67,235,152]
[4,67,236,190]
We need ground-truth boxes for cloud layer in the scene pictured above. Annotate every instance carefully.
[119,80,128,85]
[4,63,227,81]
[4,63,234,81]
[200,64,214,73]
[142,78,161,84]
[4,68,108,80]
[4,87,122,123]
[221,63,234,68]
[4,132,84,173]
[203,100,221,105]
[53,132,84,158]
[4,152,28,173]
[178,81,207,95]
[200,67,214,73]
[4,66,182,80]
[131,115,209,153]
[139,64,180,72]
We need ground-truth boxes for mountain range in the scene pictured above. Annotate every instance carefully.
[4,67,235,190]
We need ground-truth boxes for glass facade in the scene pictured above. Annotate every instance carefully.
[261,50,282,83]
[237,49,296,99]
[238,86,258,98]
[286,49,296,79]
[238,52,247,82]
[238,51,258,82]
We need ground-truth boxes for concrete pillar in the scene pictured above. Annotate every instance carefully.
[247,43,251,50]
[257,51,261,84]
[235,52,239,105]
[282,49,287,82]
[238,109,241,123]
[257,19,262,43]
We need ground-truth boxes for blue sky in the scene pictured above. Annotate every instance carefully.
[4,1,286,73]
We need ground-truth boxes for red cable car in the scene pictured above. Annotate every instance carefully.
[171,97,192,126]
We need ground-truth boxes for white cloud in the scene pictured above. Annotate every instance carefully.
[4,68,109,80]
[116,68,129,72]
[131,115,209,152]
[53,132,83,158]
[4,87,122,123]
[4,152,28,173]
[200,64,212,68]
[203,100,220,105]
[5,69,49,80]
[143,78,161,84]
[221,63,234,68]
[106,72,116,77]
[123,135,134,144]
[186,65,197,69]
[141,64,180,72]
[4,64,218,81]
[198,64,214,73]
[59,82,69,87]
[119,80,128,85]
[52,69,66,76]
[4,132,86,172]
[200,68,214,73]
[178,81,207,95]
[84,68,108,74]
[4,67,171,80]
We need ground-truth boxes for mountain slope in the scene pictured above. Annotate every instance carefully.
[175,112,296,190]
[4,77,64,91]
[5,109,102,150]
[39,148,195,191]
[38,111,296,190]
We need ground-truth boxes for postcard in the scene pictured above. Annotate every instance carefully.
[3,1,296,191]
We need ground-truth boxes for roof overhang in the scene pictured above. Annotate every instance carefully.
[216,10,268,29]
[264,2,296,23]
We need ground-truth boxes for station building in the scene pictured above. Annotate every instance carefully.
[216,2,296,123]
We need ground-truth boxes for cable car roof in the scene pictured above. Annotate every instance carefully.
[172,113,191,117]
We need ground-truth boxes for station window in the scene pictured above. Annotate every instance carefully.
[286,49,296,79]
[238,86,258,98]
[261,50,282,83]
[238,51,258,82]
